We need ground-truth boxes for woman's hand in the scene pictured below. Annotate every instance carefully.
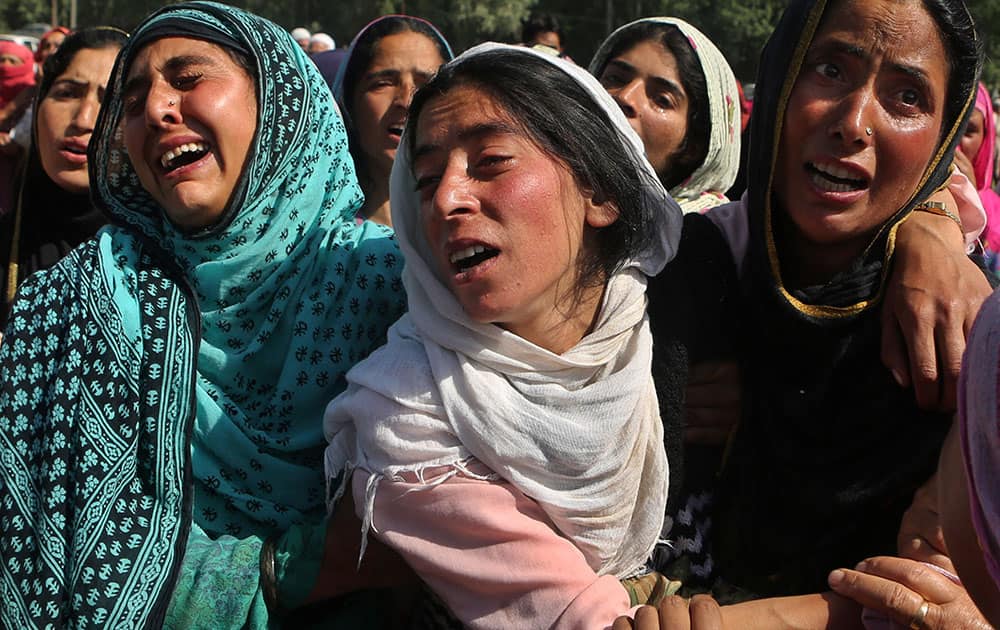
[897,473,954,572]
[828,557,992,629]
[303,484,416,604]
[685,361,742,445]
[882,196,991,411]
[612,595,725,630]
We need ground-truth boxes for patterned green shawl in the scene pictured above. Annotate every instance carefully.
[0,2,406,627]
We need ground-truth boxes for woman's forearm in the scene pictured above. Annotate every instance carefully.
[720,593,864,630]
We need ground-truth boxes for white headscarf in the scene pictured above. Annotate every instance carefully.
[590,17,742,214]
[324,42,682,578]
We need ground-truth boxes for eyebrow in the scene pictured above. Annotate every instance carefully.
[50,77,88,88]
[365,67,436,82]
[815,38,932,86]
[122,54,217,97]
[605,58,685,97]
[413,121,520,163]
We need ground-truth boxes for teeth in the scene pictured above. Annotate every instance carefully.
[449,244,486,264]
[813,162,858,181]
[810,170,861,193]
[160,142,209,169]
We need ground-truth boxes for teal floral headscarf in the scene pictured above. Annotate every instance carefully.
[92,0,406,539]
[0,2,405,627]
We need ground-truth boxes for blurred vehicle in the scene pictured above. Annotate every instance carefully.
[0,34,40,52]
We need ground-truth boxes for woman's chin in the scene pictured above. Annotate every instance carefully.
[162,198,227,231]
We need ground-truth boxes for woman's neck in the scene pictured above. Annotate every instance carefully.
[359,170,392,227]
[775,211,871,289]
[504,280,607,356]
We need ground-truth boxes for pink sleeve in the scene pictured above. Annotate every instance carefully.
[352,467,635,630]
[948,168,987,252]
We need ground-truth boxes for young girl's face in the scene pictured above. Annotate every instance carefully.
[412,84,616,352]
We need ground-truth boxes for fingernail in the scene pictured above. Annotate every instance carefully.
[890,368,905,386]
[828,570,845,587]
[855,560,868,572]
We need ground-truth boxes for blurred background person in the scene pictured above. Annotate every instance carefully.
[309,32,335,54]
[0,41,35,215]
[291,26,311,51]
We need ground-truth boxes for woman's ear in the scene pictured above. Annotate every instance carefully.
[585,194,619,228]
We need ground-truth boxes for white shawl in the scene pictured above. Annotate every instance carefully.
[324,43,682,578]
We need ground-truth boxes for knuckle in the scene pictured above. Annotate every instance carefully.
[882,584,911,611]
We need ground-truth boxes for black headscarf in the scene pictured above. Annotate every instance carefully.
[713,0,982,597]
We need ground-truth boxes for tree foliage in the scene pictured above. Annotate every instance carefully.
[0,0,997,89]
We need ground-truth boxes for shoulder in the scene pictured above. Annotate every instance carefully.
[4,227,147,338]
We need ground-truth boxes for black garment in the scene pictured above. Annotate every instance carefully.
[0,152,105,327]
[648,212,741,588]
[704,0,980,597]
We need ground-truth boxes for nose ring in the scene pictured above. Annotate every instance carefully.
[865,126,873,137]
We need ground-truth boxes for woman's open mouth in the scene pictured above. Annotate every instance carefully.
[59,141,89,164]
[449,244,500,273]
[159,141,211,174]
[806,162,869,193]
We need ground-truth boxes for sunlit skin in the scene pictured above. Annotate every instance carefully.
[36,46,119,194]
[413,85,617,354]
[937,424,1000,625]
[773,0,949,286]
[122,37,257,230]
[351,31,444,225]
[599,39,689,185]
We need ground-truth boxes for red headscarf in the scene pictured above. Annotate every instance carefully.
[34,26,70,63]
[0,41,35,108]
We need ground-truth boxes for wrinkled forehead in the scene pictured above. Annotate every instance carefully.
[413,84,521,146]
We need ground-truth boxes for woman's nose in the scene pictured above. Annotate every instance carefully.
[611,79,643,119]
[829,86,876,145]
[145,82,182,127]
[72,95,100,132]
[432,161,479,219]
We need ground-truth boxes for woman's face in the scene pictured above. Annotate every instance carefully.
[351,31,445,181]
[413,85,616,350]
[774,0,949,253]
[35,46,119,194]
[37,32,66,64]
[122,37,257,230]
[937,425,1000,625]
[959,109,985,169]
[599,38,689,184]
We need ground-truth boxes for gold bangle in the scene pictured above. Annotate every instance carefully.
[913,200,963,233]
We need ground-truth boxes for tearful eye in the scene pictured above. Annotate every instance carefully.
[815,62,840,79]
[476,155,510,168]
[899,89,920,106]
[653,93,674,109]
